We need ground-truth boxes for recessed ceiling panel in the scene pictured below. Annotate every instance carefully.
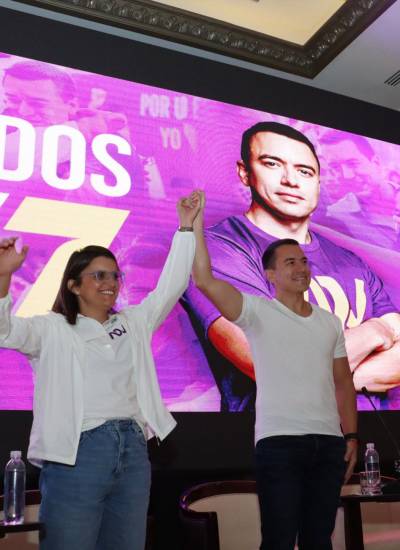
[156,0,346,45]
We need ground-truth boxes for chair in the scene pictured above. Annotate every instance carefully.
[179,480,261,550]
[180,475,400,550]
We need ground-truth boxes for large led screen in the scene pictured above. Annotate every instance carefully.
[1,53,400,412]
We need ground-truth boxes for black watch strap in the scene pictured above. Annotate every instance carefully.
[178,226,194,232]
[344,432,359,442]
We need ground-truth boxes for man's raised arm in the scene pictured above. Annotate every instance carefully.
[192,191,243,322]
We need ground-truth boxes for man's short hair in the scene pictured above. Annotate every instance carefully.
[320,130,375,161]
[241,121,320,172]
[4,61,76,102]
[262,238,300,270]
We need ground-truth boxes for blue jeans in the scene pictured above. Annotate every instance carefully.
[255,434,346,550]
[39,419,151,550]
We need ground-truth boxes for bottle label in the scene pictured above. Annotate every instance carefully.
[365,463,380,472]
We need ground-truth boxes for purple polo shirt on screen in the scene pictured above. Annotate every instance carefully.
[182,214,396,337]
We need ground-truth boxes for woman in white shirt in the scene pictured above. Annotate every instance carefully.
[0,194,199,550]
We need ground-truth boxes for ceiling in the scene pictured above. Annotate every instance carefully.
[1,0,400,111]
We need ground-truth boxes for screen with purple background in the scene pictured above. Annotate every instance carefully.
[1,53,400,412]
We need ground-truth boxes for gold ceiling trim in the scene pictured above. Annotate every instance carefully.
[15,0,397,78]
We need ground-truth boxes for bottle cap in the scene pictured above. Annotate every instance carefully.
[366,443,375,449]
[10,450,22,459]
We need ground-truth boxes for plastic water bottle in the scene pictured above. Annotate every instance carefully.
[364,442,381,495]
[3,450,26,524]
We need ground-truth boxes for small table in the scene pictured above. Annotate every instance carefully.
[0,489,43,541]
[341,491,400,550]
[0,520,43,539]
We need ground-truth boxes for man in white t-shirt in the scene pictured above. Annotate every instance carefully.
[191,190,358,550]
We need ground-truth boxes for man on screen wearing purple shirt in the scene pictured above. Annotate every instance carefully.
[182,122,400,411]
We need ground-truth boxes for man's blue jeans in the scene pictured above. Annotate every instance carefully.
[255,434,346,550]
[39,419,151,550]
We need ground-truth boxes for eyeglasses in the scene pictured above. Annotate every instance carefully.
[81,270,124,283]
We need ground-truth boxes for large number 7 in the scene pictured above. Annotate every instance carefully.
[5,197,129,317]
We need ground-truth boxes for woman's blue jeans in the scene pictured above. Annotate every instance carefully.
[255,434,346,550]
[39,419,151,550]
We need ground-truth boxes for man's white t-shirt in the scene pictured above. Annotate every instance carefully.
[234,294,347,443]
